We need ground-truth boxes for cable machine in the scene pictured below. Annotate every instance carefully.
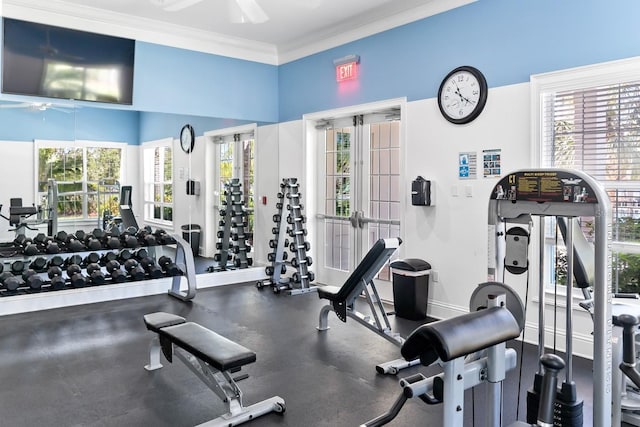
[488,168,611,426]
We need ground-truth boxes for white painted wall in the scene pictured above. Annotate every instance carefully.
[287,83,595,358]
[0,141,35,242]
[253,123,280,265]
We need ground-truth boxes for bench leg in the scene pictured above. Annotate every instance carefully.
[144,335,163,371]
[175,349,286,426]
[375,357,421,375]
[317,304,332,331]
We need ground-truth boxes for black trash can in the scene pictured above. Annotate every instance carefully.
[390,258,431,320]
[181,224,201,257]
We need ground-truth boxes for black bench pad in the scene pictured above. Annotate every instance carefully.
[144,312,186,332]
[401,307,521,366]
[161,322,256,372]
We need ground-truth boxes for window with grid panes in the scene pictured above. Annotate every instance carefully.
[143,143,173,224]
[537,63,640,293]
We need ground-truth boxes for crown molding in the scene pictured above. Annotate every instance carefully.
[277,0,476,64]
[3,0,475,66]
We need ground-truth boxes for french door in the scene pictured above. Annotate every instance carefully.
[316,113,401,300]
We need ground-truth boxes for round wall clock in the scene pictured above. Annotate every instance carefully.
[180,124,195,153]
[437,66,488,124]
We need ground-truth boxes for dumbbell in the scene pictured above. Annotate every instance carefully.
[123,259,145,281]
[4,273,24,292]
[114,250,131,263]
[44,239,61,254]
[48,255,64,268]
[86,263,106,285]
[105,260,127,283]
[66,264,87,288]
[104,234,121,250]
[140,257,163,279]
[136,228,157,246]
[289,241,311,252]
[30,257,48,272]
[288,228,308,237]
[158,255,181,276]
[75,230,86,241]
[47,266,66,290]
[65,254,83,268]
[291,256,313,268]
[120,231,139,248]
[23,241,39,256]
[21,269,43,290]
[213,253,233,262]
[287,203,304,211]
[292,271,315,283]
[134,248,149,261]
[83,252,101,266]
[100,251,118,266]
[231,244,251,254]
[67,237,86,252]
[0,271,17,291]
[11,260,25,275]
[84,234,103,251]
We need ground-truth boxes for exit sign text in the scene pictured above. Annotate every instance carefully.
[336,61,358,82]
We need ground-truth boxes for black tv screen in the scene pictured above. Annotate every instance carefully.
[2,18,135,105]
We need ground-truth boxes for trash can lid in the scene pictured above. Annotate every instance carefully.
[390,258,431,272]
[181,224,201,231]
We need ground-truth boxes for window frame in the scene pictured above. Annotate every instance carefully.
[531,56,640,292]
[142,138,174,227]
[35,139,126,223]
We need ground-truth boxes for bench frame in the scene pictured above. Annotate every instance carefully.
[144,315,285,427]
[317,238,420,375]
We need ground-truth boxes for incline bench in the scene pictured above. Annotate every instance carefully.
[143,312,285,426]
[317,237,421,374]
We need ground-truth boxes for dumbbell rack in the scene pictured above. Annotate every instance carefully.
[258,178,315,295]
[210,179,252,272]
[0,228,196,302]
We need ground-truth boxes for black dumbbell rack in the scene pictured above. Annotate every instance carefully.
[210,179,252,272]
[211,183,234,271]
[258,178,315,295]
[0,228,195,301]
[229,179,253,269]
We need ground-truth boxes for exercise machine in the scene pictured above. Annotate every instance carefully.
[143,311,285,426]
[317,237,419,375]
[488,168,612,425]
[363,282,543,427]
[558,216,640,425]
[0,178,58,238]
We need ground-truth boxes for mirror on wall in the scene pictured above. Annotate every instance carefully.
[0,98,256,246]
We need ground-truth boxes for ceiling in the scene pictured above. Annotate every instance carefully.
[3,0,474,65]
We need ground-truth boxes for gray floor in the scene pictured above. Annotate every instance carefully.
[0,279,597,426]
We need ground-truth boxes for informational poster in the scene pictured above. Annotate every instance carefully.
[458,152,477,179]
[483,149,501,178]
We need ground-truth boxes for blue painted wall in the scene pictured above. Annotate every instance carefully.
[139,112,251,142]
[278,0,640,121]
[133,42,278,123]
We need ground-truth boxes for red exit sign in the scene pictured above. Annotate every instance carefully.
[336,61,358,82]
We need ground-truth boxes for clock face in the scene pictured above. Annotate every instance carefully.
[180,124,194,153]
[438,66,487,124]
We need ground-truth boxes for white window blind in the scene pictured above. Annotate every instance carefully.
[540,79,640,292]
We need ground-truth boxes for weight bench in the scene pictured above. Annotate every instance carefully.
[143,312,285,427]
[317,237,420,374]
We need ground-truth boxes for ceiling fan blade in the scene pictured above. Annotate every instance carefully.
[150,0,204,12]
[234,0,269,24]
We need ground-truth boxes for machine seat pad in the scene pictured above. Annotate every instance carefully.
[144,312,186,333]
[161,322,256,372]
[401,307,521,366]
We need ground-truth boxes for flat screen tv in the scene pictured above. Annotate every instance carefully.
[2,18,135,105]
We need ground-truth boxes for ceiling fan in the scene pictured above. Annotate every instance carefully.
[150,0,269,23]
